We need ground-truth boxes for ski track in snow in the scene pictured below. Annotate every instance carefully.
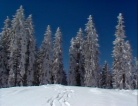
[46,86,74,106]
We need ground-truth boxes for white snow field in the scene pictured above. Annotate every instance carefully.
[0,84,137,106]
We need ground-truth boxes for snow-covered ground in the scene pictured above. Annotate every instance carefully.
[0,84,137,106]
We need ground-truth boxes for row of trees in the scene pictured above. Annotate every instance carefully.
[0,6,137,89]
[68,13,137,89]
[0,6,67,88]
[69,13,137,89]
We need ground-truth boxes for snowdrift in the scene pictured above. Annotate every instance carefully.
[0,84,137,106]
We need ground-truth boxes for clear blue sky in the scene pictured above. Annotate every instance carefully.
[0,0,137,71]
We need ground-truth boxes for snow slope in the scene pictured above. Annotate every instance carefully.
[0,84,137,106]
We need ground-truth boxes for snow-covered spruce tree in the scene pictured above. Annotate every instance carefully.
[38,25,53,85]
[123,41,133,89]
[0,17,11,87]
[8,6,27,86]
[112,13,133,89]
[84,15,100,87]
[34,49,41,85]
[0,35,7,88]
[52,27,65,84]
[68,38,77,85]
[98,66,102,88]
[134,58,138,89]
[100,61,112,88]
[69,28,85,86]
[131,57,138,89]
[25,15,36,86]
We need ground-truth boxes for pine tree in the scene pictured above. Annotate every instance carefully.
[1,17,11,71]
[124,41,133,89]
[112,13,133,89]
[0,35,7,88]
[25,15,36,86]
[0,17,11,87]
[34,49,41,85]
[100,61,112,88]
[98,66,102,88]
[52,27,65,84]
[132,57,138,89]
[69,28,84,86]
[69,38,77,85]
[84,15,99,87]
[38,25,53,85]
[8,6,27,86]
[134,58,138,89]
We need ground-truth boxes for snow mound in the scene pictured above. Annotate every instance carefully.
[0,84,137,106]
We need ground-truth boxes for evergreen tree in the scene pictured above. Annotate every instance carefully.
[98,66,102,88]
[0,35,7,88]
[34,49,41,85]
[84,15,99,87]
[52,27,65,84]
[112,13,133,89]
[100,61,112,88]
[69,28,84,86]
[38,25,52,85]
[69,38,77,85]
[134,58,138,89]
[8,6,27,86]
[132,57,138,89]
[124,41,133,89]
[25,15,36,86]
[0,17,11,87]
